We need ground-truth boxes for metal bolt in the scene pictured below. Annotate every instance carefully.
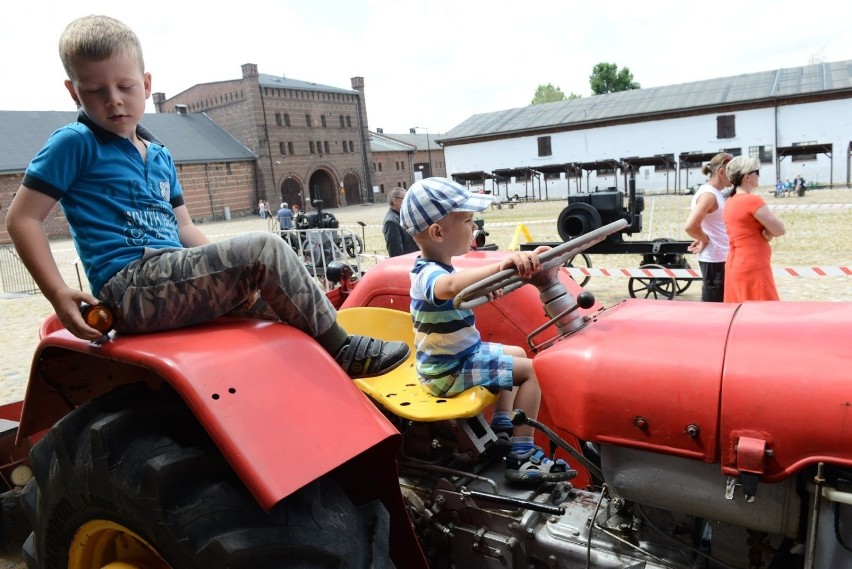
[633,416,648,429]
[685,424,700,438]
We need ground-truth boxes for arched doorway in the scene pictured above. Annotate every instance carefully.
[343,172,362,206]
[280,177,303,210]
[307,169,337,209]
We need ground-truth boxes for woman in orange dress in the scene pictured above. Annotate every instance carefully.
[723,156,786,301]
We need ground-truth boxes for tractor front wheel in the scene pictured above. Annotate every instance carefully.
[21,383,390,569]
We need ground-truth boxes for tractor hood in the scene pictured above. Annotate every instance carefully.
[536,299,852,482]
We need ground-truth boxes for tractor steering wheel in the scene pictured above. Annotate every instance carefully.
[454,219,628,310]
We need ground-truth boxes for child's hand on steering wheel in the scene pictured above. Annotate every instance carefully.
[499,246,551,279]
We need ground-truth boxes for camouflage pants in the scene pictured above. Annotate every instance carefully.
[99,232,336,336]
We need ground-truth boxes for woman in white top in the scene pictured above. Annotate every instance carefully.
[683,152,732,302]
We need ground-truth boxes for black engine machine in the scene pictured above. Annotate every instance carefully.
[295,199,339,230]
[556,184,644,242]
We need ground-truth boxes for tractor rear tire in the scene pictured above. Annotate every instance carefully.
[21,382,391,569]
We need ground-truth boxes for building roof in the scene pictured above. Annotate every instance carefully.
[442,59,852,142]
[258,73,357,95]
[369,132,416,153]
[370,132,443,151]
[0,111,256,174]
[387,132,442,150]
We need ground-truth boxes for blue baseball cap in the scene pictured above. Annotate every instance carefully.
[400,177,493,235]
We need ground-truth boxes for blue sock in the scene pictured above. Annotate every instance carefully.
[511,436,534,456]
[490,411,513,432]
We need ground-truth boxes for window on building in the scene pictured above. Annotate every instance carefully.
[309,141,315,154]
[317,141,323,154]
[537,136,552,157]
[288,142,294,155]
[284,113,291,127]
[722,147,742,157]
[279,142,285,155]
[749,145,774,164]
[717,115,736,139]
[275,113,282,127]
[321,115,327,128]
[349,141,355,152]
[346,116,352,128]
[306,114,312,127]
[342,140,348,153]
[339,115,345,128]
[226,164,232,175]
[378,162,383,172]
[792,141,817,162]
[401,161,405,171]
[324,141,330,154]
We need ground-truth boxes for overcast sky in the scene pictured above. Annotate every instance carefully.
[2,0,849,135]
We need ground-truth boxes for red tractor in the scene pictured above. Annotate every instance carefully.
[4,220,852,568]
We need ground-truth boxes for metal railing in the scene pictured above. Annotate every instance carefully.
[0,245,39,295]
[277,228,364,291]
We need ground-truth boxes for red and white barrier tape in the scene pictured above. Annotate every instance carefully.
[769,203,852,211]
[561,266,852,278]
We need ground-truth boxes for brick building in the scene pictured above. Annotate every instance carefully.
[369,130,448,201]
[154,64,374,211]
[0,111,256,245]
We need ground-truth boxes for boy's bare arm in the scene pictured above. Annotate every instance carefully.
[433,247,548,301]
[6,186,103,340]
[174,205,210,247]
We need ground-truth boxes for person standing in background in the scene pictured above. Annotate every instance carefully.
[723,157,786,301]
[683,152,731,302]
[383,187,419,257]
[794,174,806,197]
[277,202,294,230]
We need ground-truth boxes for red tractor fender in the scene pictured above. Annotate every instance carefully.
[18,317,401,510]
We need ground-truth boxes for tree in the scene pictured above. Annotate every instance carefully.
[589,62,640,95]
[531,83,566,105]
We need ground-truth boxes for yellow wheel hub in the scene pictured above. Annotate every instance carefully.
[68,519,171,569]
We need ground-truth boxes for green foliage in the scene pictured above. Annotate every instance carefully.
[589,62,640,95]
[531,83,567,105]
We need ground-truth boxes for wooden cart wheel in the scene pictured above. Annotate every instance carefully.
[563,253,592,287]
[675,277,693,295]
[628,264,676,300]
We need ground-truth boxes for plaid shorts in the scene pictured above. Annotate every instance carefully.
[421,342,515,397]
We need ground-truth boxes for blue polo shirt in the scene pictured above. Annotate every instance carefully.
[23,112,185,295]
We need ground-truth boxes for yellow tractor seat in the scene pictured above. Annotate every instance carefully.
[335,307,498,422]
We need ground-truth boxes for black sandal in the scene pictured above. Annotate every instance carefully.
[335,335,409,379]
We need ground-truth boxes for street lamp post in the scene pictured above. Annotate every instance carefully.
[410,126,433,178]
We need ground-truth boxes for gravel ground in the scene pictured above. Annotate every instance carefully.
[0,186,849,564]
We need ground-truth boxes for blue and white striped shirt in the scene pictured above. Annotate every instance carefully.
[410,258,482,382]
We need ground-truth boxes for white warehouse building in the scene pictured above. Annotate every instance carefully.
[439,60,852,199]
